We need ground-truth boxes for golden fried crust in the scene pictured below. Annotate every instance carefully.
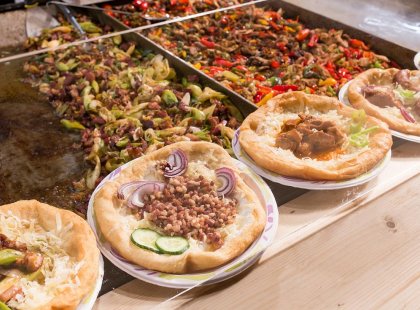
[239,92,392,181]
[348,68,420,136]
[93,141,266,274]
[0,200,99,310]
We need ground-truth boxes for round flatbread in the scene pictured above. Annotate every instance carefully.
[93,141,266,274]
[0,200,99,310]
[348,68,420,136]
[239,92,392,181]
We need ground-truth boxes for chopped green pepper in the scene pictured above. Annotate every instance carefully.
[116,137,129,148]
[60,119,85,130]
[0,249,24,266]
[187,84,203,98]
[190,107,206,120]
[268,76,282,86]
[193,129,211,141]
[162,89,178,106]
[79,22,102,33]
[112,35,122,45]
[222,71,240,82]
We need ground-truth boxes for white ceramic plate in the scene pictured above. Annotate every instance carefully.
[77,255,104,310]
[87,158,278,289]
[338,81,420,143]
[414,51,420,70]
[233,130,391,190]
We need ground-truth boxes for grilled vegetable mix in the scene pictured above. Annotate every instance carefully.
[23,16,242,215]
[107,0,249,27]
[147,5,399,104]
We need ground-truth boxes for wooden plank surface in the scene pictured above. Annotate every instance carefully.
[94,141,420,309]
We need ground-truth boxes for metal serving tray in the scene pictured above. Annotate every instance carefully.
[94,0,416,110]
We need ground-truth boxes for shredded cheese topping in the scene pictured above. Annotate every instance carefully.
[0,212,83,310]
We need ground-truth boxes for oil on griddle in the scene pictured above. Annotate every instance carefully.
[0,50,88,214]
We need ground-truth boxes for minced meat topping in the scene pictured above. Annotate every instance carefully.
[141,175,238,247]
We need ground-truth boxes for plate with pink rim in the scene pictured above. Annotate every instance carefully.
[232,130,391,190]
[87,157,278,289]
[338,80,420,143]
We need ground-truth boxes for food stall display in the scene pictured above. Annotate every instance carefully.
[145,5,399,104]
[0,0,418,307]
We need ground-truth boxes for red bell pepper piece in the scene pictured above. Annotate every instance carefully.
[208,66,225,76]
[307,34,319,47]
[233,54,247,62]
[272,85,299,92]
[267,11,279,21]
[337,68,352,79]
[103,4,115,17]
[269,20,281,31]
[220,16,229,25]
[253,91,264,103]
[256,84,272,94]
[200,37,216,49]
[207,26,217,33]
[254,74,266,82]
[234,65,248,72]
[344,48,363,59]
[324,61,339,80]
[296,29,310,41]
[349,39,368,50]
[213,58,234,68]
[276,42,287,51]
[270,60,280,69]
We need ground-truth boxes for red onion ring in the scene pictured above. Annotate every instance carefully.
[216,167,236,196]
[128,182,165,209]
[399,107,416,123]
[164,149,188,177]
[117,181,148,200]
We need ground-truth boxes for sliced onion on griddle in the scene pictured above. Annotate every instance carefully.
[164,149,188,177]
[128,182,165,209]
[179,92,191,112]
[216,167,236,196]
[117,181,147,200]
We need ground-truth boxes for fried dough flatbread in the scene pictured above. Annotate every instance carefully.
[93,141,265,274]
[239,92,392,180]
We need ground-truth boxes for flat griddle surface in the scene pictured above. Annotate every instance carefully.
[0,54,86,211]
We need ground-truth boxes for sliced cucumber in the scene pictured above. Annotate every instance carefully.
[131,228,161,253]
[156,236,189,255]
[0,301,11,310]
